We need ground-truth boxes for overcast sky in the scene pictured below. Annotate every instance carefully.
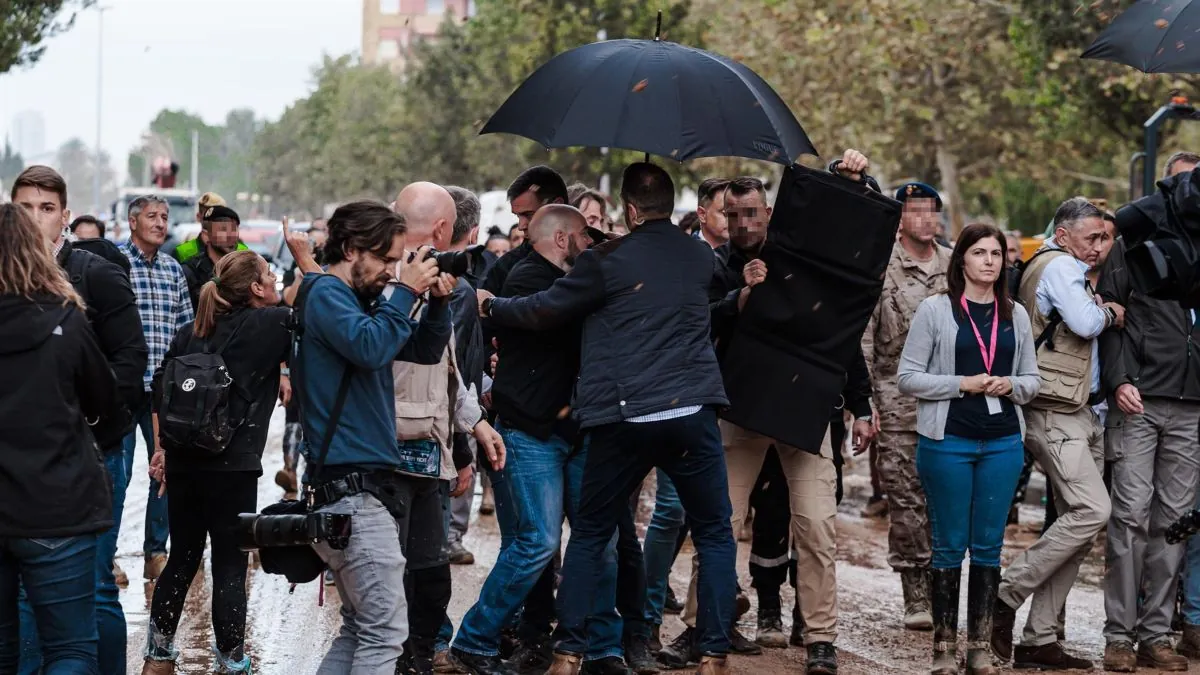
[0,0,362,179]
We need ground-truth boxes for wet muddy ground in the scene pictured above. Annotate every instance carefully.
[117,410,1195,673]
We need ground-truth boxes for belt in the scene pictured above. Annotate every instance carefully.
[309,473,369,509]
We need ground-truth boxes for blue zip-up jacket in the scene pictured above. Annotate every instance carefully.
[298,274,451,474]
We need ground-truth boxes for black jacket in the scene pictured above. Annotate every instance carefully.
[58,241,148,446]
[153,307,292,475]
[481,240,533,296]
[489,251,582,441]
[182,247,217,311]
[0,295,125,537]
[488,219,728,428]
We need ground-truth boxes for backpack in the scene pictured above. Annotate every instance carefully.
[157,319,247,456]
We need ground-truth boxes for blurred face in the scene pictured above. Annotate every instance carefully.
[350,234,406,299]
[962,235,1005,287]
[578,197,605,230]
[1006,235,1022,265]
[900,199,939,246]
[130,201,170,250]
[487,237,511,257]
[206,220,240,255]
[13,186,69,245]
[1055,216,1109,268]
[73,222,102,240]
[698,190,728,247]
[310,218,329,249]
[724,189,771,250]
[511,189,544,232]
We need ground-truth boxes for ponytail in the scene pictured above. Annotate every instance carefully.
[192,250,265,338]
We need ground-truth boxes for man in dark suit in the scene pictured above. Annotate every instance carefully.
[478,163,736,675]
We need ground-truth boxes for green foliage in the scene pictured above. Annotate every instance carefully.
[127,108,263,200]
[0,0,93,74]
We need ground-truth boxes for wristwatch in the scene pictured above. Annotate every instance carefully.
[280,367,291,377]
[481,296,496,317]
[855,414,872,422]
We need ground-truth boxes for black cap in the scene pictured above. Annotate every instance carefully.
[894,182,943,211]
[202,205,240,224]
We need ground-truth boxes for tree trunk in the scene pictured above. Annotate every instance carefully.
[930,114,965,239]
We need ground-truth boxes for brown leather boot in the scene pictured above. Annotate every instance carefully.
[1103,642,1136,673]
[141,659,175,675]
[546,652,583,675]
[696,655,729,675]
[1137,639,1188,672]
[1179,623,1200,660]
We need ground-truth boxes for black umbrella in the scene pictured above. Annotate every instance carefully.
[480,38,817,165]
[1082,0,1200,73]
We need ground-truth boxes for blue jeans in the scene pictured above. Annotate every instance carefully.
[643,469,685,626]
[0,535,100,674]
[454,425,622,660]
[18,452,128,675]
[554,408,735,657]
[122,400,169,556]
[917,433,1025,569]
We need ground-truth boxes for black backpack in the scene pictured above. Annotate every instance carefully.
[157,319,247,456]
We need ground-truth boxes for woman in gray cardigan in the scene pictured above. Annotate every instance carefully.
[897,223,1041,675]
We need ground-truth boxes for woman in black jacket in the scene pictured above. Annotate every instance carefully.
[0,203,124,674]
[142,243,317,675]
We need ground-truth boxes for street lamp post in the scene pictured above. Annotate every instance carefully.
[94,6,109,217]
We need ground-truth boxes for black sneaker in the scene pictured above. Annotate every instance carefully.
[729,626,763,656]
[806,642,837,675]
[507,638,553,675]
[581,656,634,675]
[448,648,516,675]
[663,587,684,615]
[656,628,697,670]
[624,633,660,675]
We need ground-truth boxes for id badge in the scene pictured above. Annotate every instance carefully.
[985,395,1003,415]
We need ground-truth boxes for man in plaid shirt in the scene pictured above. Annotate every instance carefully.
[120,194,194,582]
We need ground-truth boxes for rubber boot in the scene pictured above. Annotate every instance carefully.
[965,566,999,675]
[901,568,934,631]
[930,568,960,675]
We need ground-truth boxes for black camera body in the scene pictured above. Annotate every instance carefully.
[1167,509,1200,545]
[236,508,352,552]
[409,246,485,278]
[1117,171,1200,307]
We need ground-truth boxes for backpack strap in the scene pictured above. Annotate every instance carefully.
[306,367,353,497]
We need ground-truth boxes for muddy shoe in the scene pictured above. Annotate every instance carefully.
[806,642,837,675]
[696,656,729,675]
[901,568,933,631]
[755,613,788,649]
[274,468,298,495]
[545,652,583,675]
[114,561,129,587]
[729,626,762,655]
[1180,623,1200,659]
[1102,642,1136,673]
[448,541,475,565]
[449,648,515,675]
[1136,639,1188,672]
[508,636,553,674]
[581,656,633,675]
[1012,643,1092,670]
[989,598,1017,662]
[141,660,175,675]
[624,633,659,675]
[144,553,168,581]
[433,648,466,673]
[860,496,888,519]
[656,628,697,670]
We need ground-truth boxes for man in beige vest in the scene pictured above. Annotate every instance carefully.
[991,197,1124,670]
[388,182,505,673]
[862,182,951,630]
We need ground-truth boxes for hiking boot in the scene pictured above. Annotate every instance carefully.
[448,648,513,675]
[480,485,495,515]
[1102,642,1136,672]
[142,660,176,675]
[144,553,168,581]
[663,587,683,615]
[1180,622,1200,659]
[114,561,129,587]
[729,626,762,655]
[755,613,788,649]
[1012,643,1093,670]
[447,541,475,565]
[1137,639,1188,672]
[989,597,1018,662]
[656,628,697,670]
[433,648,466,673]
[581,657,633,675]
[508,636,553,674]
[901,568,934,631]
[623,632,659,675]
[806,642,837,675]
[861,496,888,519]
[931,568,960,675]
[545,652,582,675]
[965,566,999,675]
[696,655,729,675]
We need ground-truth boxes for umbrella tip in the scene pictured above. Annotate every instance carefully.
[655,10,662,41]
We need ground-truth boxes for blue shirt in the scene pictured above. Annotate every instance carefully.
[122,241,194,391]
[297,274,451,474]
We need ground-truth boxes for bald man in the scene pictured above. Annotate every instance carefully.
[394,181,459,251]
[451,204,632,673]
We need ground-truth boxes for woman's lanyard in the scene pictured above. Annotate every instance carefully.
[961,295,1003,415]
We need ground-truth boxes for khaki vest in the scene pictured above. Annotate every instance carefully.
[1017,248,1094,413]
[392,299,458,481]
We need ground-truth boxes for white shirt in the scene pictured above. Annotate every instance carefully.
[1034,249,1106,394]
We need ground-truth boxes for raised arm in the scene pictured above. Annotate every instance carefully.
[306,277,421,371]
[487,250,607,330]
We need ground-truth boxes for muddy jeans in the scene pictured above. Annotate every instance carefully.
[875,429,931,571]
[1103,398,1200,644]
[1000,407,1109,648]
[313,492,408,675]
[681,422,837,645]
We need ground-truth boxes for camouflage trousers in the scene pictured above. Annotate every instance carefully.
[876,429,931,571]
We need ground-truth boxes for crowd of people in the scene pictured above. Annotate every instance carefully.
[2,148,1200,675]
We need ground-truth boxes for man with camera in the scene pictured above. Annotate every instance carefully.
[294,199,451,674]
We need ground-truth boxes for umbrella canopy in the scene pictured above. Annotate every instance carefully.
[1082,0,1200,73]
[481,38,817,165]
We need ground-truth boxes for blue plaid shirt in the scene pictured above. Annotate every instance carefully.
[122,241,194,391]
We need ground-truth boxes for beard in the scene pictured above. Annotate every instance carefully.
[351,257,389,299]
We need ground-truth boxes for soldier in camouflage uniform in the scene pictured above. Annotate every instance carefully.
[862,182,952,631]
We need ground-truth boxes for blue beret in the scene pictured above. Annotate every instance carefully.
[895,182,943,211]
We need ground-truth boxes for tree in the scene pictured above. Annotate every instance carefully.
[0,0,93,74]
[55,138,118,214]
[0,139,23,190]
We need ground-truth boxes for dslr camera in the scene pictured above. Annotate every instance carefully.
[1117,171,1200,307]
[236,507,352,552]
[409,244,486,278]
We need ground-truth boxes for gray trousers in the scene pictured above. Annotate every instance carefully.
[1103,398,1200,644]
[1000,407,1110,647]
[448,469,476,545]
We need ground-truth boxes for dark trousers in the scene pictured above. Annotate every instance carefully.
[749,447,793,613]
[617,492,649,638]
[380,475,451,654]
[148,471,257,659]
[553,408,735,656]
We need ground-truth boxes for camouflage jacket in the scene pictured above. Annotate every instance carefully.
[863,241,952,430]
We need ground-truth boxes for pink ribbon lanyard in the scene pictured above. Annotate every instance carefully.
[961,295,998,375]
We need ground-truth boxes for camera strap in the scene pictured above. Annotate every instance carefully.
[305,368,353,509]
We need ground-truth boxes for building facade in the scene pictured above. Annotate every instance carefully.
[362,0,475,73]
